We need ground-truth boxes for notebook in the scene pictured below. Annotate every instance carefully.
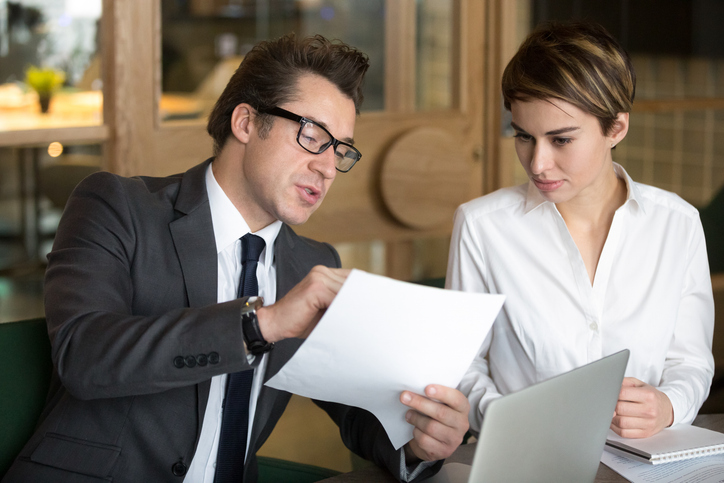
[428,350,630,483]
[605,425,724,464]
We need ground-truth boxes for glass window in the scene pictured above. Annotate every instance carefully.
[161,0,384,122]
[0,0,103,131]
[161,0,457,121]
[416,0,452,110]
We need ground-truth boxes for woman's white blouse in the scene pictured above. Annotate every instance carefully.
[447,163,714,433]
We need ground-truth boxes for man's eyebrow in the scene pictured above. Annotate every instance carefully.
[307,116,355,145]
[510,122,579,136]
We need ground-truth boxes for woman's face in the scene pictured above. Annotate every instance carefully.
[510,98,627,206]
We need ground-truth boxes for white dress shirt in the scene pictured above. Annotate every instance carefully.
[187,164,429,482]
[185,164,282,482]
[447,163,715,434]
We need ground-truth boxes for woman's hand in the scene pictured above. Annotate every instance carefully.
[610,377,674,438]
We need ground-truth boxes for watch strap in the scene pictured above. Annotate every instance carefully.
[241,297,274,356]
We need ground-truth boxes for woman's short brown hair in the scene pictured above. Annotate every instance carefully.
[207,33,370,155]
[502,21,636,135]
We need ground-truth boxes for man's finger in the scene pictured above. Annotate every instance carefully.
[425,385,471,413]
[400,391,464,430]
[406,410,445,438]
[401,392,454,426]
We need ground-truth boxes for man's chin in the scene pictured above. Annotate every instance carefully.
[278,209,316,226]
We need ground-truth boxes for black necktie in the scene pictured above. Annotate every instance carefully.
[214,233,265,483]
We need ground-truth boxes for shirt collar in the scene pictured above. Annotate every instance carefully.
[205,163,283,264]
[613,162,646,215]
[523,162,645,216]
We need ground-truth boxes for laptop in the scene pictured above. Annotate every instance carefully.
[430,350,629,483]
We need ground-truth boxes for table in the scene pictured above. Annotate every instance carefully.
[320,414,724,482]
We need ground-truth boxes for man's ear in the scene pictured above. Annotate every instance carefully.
[230,104,254,144]
[609,112,629,148]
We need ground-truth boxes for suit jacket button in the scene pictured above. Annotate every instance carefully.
[208,352,220,364]
[171,461,187,476]
[197,353,208,366]
[173,356,185,369]
[184,355,197,368]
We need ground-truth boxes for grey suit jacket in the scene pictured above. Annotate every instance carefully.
[3,160,440,482]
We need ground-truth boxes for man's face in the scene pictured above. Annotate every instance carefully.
[240,73,357,229]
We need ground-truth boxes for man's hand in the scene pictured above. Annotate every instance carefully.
[401,385,470,463]
[256,266,350,343]
[610,377,674,438]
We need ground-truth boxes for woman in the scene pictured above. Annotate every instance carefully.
[447,22,714,439]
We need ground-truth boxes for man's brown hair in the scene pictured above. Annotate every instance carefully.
[207,33,370,155]
[502,21,636,135]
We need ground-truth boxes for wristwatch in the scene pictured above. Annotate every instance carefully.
[240,296,274,356]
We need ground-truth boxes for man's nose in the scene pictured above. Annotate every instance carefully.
[309,146,337,179]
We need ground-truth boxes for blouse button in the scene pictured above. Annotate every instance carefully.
[589,322,598,331]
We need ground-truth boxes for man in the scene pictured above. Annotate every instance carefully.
[3,34,469,483]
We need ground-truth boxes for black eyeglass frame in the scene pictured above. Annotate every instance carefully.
[257,106,362,173]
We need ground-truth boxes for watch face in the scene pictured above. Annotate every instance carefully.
[243,296,264,311]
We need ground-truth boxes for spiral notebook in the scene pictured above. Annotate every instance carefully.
[605,425,724,465]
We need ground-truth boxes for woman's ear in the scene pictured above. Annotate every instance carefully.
[609,112,629,148]
[230,104,254,144]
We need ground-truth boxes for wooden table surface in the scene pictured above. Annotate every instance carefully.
[321,414,724,482]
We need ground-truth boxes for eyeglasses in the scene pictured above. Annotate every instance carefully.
[258,106,362,173]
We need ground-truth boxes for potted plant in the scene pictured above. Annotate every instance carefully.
[25,66,65,113]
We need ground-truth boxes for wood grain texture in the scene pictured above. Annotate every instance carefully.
[380,127,470,229]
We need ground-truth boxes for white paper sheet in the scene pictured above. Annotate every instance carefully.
[601,449,724,482]
[265,269,505,449]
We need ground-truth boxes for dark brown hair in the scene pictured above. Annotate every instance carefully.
[502,21,636,135]
[207,33,370,155]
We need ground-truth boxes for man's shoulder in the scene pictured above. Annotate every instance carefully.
[81,169,183,194]
[77,161,207,206]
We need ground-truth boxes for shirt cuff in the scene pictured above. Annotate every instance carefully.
[398,449,437,482]
[243,341,262,366]
[658,385,687,426]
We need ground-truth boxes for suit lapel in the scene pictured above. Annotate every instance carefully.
[169,160,218,309]
[168,159,217,440]
[274,224,306,299]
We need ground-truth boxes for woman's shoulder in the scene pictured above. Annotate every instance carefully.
[457,184,528,219]
[633,181,700,220]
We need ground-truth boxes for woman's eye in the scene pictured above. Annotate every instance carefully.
[513,133,532,142]
[553,137,572,146]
